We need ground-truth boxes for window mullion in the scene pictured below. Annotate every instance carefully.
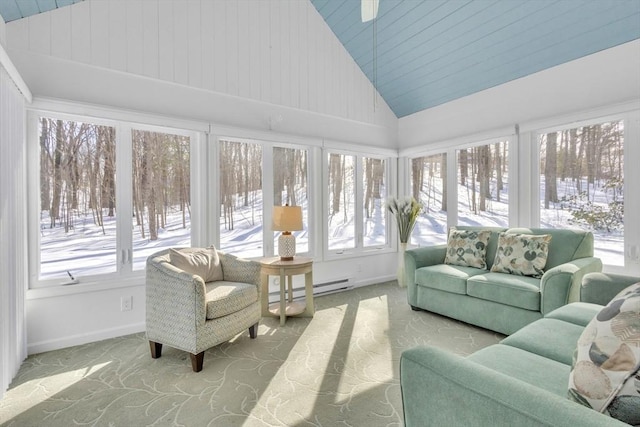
[116,124,133,274]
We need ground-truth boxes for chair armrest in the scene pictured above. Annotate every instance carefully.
[581,272,640,305]
[400,346,626,427]
[540,257,602,315]
[219,252,261,296]
[145,257,208,341]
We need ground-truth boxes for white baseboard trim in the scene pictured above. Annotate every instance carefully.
[28,322,146,355]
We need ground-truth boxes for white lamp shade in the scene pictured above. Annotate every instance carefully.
[272,205,303,232]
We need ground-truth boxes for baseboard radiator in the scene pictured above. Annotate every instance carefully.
[267,277,352,303]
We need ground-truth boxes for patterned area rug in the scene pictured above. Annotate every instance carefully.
[0,281,502,426]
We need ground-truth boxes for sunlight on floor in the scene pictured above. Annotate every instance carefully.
[1,362,111,420]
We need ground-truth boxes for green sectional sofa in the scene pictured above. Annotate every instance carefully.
[404,227,602,335]
[400,273,640,426]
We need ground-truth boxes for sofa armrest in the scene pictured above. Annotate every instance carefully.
[403,245,446,285]
[581,272,640,305]
[145,257,208,345]
[400,346,626,427]
[218,252,261,296]
[540,257,602,315]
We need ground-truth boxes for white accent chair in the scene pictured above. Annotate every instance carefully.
[145,248,261,372]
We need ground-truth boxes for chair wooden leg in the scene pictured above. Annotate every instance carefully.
[249,322,259,339]
[149,341,162,359]
[190,352,204,372]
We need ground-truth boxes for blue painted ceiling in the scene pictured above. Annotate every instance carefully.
[311,0,640,117]
[0,0,83,22]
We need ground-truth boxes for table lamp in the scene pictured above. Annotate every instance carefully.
[272,205,303,261]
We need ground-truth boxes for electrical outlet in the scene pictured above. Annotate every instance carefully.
[121,296,133,312]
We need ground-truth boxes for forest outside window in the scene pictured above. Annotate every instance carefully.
[325,151,389,255]
[457,141,509,228]
[538,119,624,266]
[410,153,448,246]
[35,115,192,284]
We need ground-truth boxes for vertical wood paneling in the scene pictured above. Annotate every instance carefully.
[247,1,261,100]
[212,0,226,93]
[225,0,239,96]
[237,0,250,100]
[108,0,127,72]
[142,0,159,79]
[0,66,27,400]
[200,0,215,91]
[27,13,50,55]
[157,0,174,82]
[89,0,109,67]
[258,0,271,103]
[70,1,91,63]
[125,1,144,75]
[6,0,389,125]
[186,0,202,88]
[172,3,188,86]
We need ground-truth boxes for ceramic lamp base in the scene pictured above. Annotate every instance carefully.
[278,232,296,261]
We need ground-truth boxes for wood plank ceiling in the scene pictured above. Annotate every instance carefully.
[310,0,640,117]
[1,0,639,118]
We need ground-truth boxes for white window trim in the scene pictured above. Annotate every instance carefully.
[26,103,207,290]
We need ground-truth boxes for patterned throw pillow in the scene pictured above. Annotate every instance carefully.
[568,283,640,424]
[169,247,224,282]
[443,228,492,269]
[490,233,551,278]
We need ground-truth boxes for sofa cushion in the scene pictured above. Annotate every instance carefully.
[501,318,584,365]
[546,302,603,327]
[415,264,487,295]
[466,272,541,311]
[491,232,552,278]
[468,344,571,397]
[204,280,258,319]
[443,228,492,269]
[169,247,224,282]
[568,283,640,423]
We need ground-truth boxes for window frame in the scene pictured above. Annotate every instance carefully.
[322,147,394,260]
[26,105,207,290]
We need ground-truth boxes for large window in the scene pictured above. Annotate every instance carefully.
[219,139,263,258]
[327,153,356,251]
[457,141,509,228]
[539,120,624,266]
[35,115,193,283]
[325,151,389,254]
[410,153,448,246]
[273,147,309,255]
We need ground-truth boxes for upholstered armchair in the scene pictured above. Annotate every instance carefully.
[145,247,261,372]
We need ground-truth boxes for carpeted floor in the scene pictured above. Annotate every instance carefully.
[0,281,502,427]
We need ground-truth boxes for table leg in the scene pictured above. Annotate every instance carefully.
[287,275,293,302]
[260,272,269,317]
[304,270,315,317]
[279,268,286,326]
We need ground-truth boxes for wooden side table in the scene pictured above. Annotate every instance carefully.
[260,257,314,326]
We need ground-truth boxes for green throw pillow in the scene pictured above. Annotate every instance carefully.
[490,232,551,278]
[568,283,640,424]
[443,228,491,270]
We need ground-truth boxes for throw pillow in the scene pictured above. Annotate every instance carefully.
[490,232,551,278]
[443,228,492,269]
[169,247,224,282]
[568,282,640,424]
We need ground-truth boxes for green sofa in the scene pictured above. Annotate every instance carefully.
[404,227,602,335]
[400,273,639,427]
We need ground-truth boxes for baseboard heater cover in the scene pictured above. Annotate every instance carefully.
[267,277,352,302]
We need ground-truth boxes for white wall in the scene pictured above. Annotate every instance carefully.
[398,40,640,148]
[6,0,397,147]
[0,19,29,396]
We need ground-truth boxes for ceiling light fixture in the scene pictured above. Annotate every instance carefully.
[361,0,379,23]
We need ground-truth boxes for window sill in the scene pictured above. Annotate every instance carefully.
[27,274,145,300]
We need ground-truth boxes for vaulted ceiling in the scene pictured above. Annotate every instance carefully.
[1,0,639,119]
[310,0,640,117]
